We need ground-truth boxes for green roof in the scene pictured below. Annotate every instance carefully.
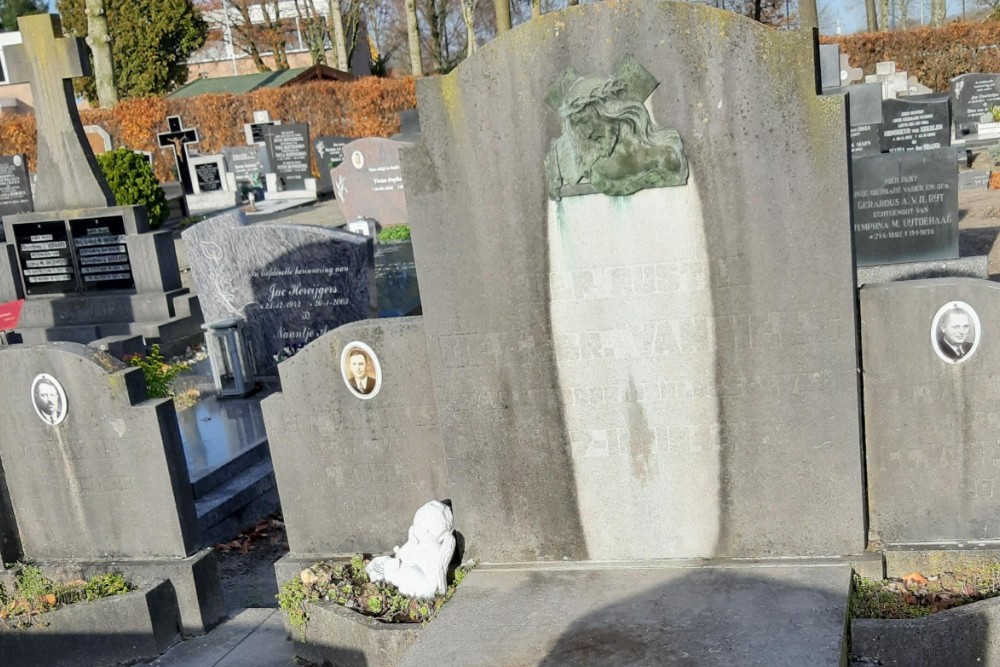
[168,68,310,98]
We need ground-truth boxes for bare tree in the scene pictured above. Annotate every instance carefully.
[405,0,422,75]
[460,0,477,56]
[85,0,118,106]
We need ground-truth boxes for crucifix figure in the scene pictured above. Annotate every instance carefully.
[5,15,114,211]
[157,116,199,195]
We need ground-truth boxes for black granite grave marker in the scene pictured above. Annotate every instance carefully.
[250,122,275,145]
[375,241,421,317]
[13,220,73,295]
[71,215,134,291]
[265,124,311,191]
[852,148,959,266]
[0,155,33,217]
[313,136,350,194]
[951,73,1000,130]
[157,116,199,195]
[195,161,223,193]
[879,96,950,153]
[850,125,880,157]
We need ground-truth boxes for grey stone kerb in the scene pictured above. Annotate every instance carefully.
[5,14,114,211]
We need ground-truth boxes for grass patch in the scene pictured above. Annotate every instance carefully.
[850,563,1000,619]
[1,566,133,628]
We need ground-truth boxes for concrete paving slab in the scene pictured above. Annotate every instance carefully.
[400,564,851,667]
[144,608,292,667]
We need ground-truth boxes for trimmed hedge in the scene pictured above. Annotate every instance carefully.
[0,76,416,183]
[823,21,1000,93]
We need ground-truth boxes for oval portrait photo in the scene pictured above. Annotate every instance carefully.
[341,342,382,400]
[931,301,981,365]
[31,373,68,426]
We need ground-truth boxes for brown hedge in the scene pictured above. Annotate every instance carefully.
[823,21,1000,94]
[0,76,416,182]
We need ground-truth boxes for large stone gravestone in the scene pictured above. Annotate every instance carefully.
[264,123,313,193]
[861,278,1000,545]
[0,154,33,218]
[331,137,412,227]
[852,148,959,267]
[223,145,268,201]
[262,318,447,581]
[402,4,864,560]
[375,241,421,317]
[879,95,950,153]
[182,211,374,376]
[0,15,201,353]
[951,73,1000,131]
[0,343,225,633]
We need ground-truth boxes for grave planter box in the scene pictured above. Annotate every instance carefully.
[852,596,1000,665]
[0,579,181,667]
[285,599,422,667]
[978,121,1000,139]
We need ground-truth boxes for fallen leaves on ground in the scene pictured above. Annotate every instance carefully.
[852,566,1000,619]
[214,513,286,555]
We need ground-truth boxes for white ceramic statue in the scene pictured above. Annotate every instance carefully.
[366,500,456,599]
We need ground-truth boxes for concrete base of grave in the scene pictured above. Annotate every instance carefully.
[274,553,356,591]
[0,579,180,667]
[852,597,1000,665]
[25,548,226,637]
[856,255,989,285]
[287,600,423,667]
[279,561,852,667]
[14,289,204,357]
[883,543,1000,578]
[185,192,241,216]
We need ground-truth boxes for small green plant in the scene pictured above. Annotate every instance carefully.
[277,554,476,638]
[990,105,1000,123]
[82,573,131,601]
[125,344,189,398]
[96,148,169,229]
[14,565,52,601]
[377,225,411,243]
[2,565,133,627]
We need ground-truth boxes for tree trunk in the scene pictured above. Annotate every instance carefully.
[799,0,818,29]
[426,0,443,71]
[930,0,945,25]
[327,0,349,69]
[461,0,477,57]
[494,0,511,32]
[865,0,878,31]
[406,0,422,76]
[878,0,889,29]
[531,0,541,19]
[85,0,117,107]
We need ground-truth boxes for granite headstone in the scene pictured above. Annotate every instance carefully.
[852,148,959,266]
[331,137,411,227]
[182,211,374,376]
[878,96,950,153]
[951,73,1000,130]
[959,170,990,190]
[264,123,311,191]
[861,278,1000,545]
[223,145,268,201]
[313,136,350,195]
[375,241,421,317]
[0,154,33,218]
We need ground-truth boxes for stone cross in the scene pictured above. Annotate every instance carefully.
[5,15,114,211]
[157,115,199,195]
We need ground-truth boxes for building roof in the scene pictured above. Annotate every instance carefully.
[168,64,355,98]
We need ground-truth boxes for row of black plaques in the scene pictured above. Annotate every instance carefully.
[12,216,134,296]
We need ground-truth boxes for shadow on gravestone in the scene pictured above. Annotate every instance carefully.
[0,342,224,634]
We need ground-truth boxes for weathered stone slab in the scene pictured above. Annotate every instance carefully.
[404,3,863,560]
[183,211,374,376]
[861,278,1000,545]
[852,148,959,266]
[960,169,991,190]
[261,317,446,556]
[331,137,411,227]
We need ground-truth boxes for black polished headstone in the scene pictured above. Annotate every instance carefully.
[819,44,841,90]
[846,82,883,126]
[313,136,350,195]
[852,148,959,266]
[13,220,73,295]
[157,115,199,196]
[0,154,33,218]
[375,241,421,317]
[249,122,275,145]
[71,215,134,291]
[195,161,223,193]
[850,124,880,157]
[879,96,950,153]
[951,73,1000,129]
[264,123,311,191]
[224,146,268,201]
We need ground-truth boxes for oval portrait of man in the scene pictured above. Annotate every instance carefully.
[340,342,382,400]
[31,373,68,426]
[931,301,981,365]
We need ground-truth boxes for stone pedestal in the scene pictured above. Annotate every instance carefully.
[264,173,318,202]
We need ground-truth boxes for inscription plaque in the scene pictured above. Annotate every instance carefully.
[852,148,959,266]
[850,124,880,157]
[265,123,311,191]
[951,73,1000,129]
[879,96,950,153]
[0,154,33,218]
[70,216,134,291]
[13,220,74,295]
[195,161,223,193]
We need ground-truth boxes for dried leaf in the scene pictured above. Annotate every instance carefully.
[902,571,929,586]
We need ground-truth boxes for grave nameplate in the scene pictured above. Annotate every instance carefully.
[330,137,410,227]
[850,125,880,157]
[13,220,73,295]
[951,73,1000,129]
[183,213,373,375]
[879,96,950,153]
[314,136,350,194]
[248,122,276,145]
[265,124,311,191]
[195,161,223,193]
[0,155,33,217]
[852,148,959,266]
[375,241,421,317]
[959,170,990,190]
[71,215,133,291]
